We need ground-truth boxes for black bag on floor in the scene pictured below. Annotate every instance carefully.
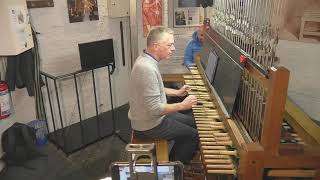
[1,122,46,167]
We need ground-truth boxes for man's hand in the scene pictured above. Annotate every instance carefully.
[176,85,192,96]
[180,95,197,110]
[160,94,197,115]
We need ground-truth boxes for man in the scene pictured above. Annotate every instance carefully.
[128,27,199,164]
[183,25,206,67]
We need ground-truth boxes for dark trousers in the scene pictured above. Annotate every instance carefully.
[134,113,199,164]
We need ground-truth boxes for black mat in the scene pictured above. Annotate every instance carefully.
[49,103,131,154]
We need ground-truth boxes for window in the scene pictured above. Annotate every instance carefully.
[178,0,201,7]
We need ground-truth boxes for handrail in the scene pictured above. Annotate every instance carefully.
[285,98,320,144]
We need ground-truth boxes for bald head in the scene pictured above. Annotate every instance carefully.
[147,27,174,47]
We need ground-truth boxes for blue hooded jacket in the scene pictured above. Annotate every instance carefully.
[183,31,202,67]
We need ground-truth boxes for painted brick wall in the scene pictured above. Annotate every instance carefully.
[0,1,196,155]
[0,0,131,156]
[31,0,132,131]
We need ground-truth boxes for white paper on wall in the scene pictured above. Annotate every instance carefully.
[8,6,30,50]
[174,7,201,27]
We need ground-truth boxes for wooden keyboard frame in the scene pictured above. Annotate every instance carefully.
[191,27,320,180]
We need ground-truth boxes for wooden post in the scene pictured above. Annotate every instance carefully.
[238,143,264,180]
[260,67,290,155]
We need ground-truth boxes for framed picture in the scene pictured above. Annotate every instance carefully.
[67,0,99,23]
[174,7,201,27]
[26,0,54,8]
[172,0,204,28]
[142,0,163,37]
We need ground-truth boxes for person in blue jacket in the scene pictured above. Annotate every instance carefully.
[183,25,206,67]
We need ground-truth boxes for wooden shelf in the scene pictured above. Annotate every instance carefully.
[302,31,320,36]
[299,9,320,39]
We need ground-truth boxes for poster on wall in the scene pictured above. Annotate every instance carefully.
[67,0,99,23]
[174,7,201,27]
[26,0,54,8]
[142,0,163,37]
[9,6,30,50]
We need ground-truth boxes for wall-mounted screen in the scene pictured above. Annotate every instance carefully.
[78,39,114,71]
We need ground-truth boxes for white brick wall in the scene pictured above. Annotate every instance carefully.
[0,0,132,156]
[0,1,212,156]
[30,0,198,134]
[30,0,132,130]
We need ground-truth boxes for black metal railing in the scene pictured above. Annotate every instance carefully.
[40,64,127,155]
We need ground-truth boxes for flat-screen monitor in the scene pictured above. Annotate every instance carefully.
[78,39,114,71]
[213,54,243,116]
[205,50,219,84]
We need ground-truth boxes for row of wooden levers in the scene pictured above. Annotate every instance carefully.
[184,65,305,178]
[185,65,238,177]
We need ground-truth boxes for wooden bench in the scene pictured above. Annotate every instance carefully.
[130,131,169,162]
[299,9,320,40]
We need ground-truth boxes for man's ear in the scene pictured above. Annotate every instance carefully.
[152,43,160,50]
[148,44,157,53]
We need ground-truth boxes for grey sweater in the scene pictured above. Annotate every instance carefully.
[128,53,167,131]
